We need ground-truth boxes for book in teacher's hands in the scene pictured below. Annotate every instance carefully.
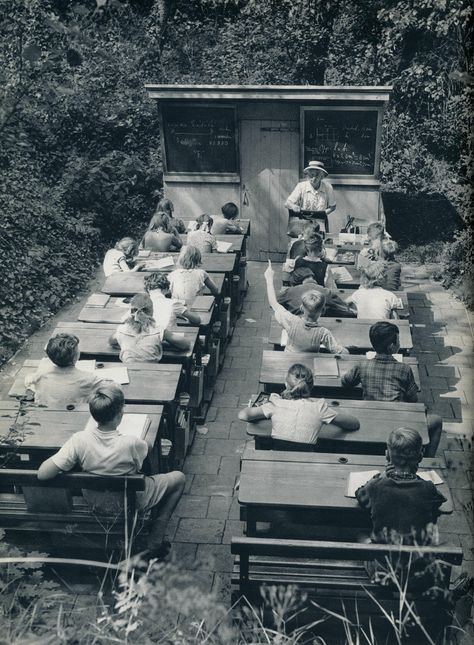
[84,414,151,439]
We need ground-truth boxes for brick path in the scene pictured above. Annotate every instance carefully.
[0,262,472,603]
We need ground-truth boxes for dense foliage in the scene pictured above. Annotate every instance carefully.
[1,0,472,364]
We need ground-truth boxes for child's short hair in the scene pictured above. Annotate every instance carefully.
[301,290,326,317]
[46,334,80,367]
[369,321,399,353]
[381,239,398,260]
[156,198,173,215]
[89,382,125,424]
[195,213,214,231]
[115,237,138,258]
[282,363,314,400]
[361,261,387,288]
[304,235,324,257]
[221,202,238,220]
[144,272,170,293]
[178,245,201,269]
[367,222,385,240]
[387,427,423,471]
[302,222,321,240]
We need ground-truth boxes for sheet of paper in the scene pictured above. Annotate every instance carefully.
[313,356,339,378]
[366,352,403,363]
[330,266,353,283]
[86,293,110,307]
[324,247,338,261]
[148,256,175,269]
[95,366,129,385]
[216,240,233,253]
[83,414,150,439]
[346,470,380,497]
[137,249,151,258]
[419,470,443,485]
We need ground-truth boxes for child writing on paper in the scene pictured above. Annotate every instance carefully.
[25,334,103,407]
[109,293,190,363]
[238,363,359,448]
[265,260,348,354]
[168,245,219,306]
[341,322,443,457]
[141,213,182,252]
[356,427,446,545]
[144,272,201,331]
[345,262,401,319]
[187,213,217,254]
[103,238,142,277]
[37,382,186,560]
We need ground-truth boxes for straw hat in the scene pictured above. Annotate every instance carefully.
[303,160,328,176]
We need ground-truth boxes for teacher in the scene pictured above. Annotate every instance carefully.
[285,160,336,237]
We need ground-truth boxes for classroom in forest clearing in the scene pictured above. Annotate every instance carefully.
[1,84,470,643]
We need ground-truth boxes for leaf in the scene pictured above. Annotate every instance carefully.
[23,44,41,62]
[66,48,82,67]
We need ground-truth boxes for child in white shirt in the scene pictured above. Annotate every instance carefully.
[103,238,141,277]
[144,272,201,331]
[168,245,219,306]
[346,262,401,319]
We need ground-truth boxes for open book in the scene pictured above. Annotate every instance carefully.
[346,469,443,497]
[84,414,150,439]
[147,256,175,270]
[216,240,233,253]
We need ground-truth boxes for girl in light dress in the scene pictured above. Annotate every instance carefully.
[168,245,219,306]
[103,237,141,277]
[187,213,217,254]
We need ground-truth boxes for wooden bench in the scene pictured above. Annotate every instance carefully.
[0,469,149,557]
[231,537,463,642]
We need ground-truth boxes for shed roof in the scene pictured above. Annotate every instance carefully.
[145,84,392,103]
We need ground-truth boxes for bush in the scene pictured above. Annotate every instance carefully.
[439,228,474,308]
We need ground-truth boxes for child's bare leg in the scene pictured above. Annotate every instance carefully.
[148,471,186,549]
[425,414,443,457]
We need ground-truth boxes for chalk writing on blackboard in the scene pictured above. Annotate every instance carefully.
[303,110,378,175]
[162,105,238,173]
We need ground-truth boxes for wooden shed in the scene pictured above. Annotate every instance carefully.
[145,84,392,261]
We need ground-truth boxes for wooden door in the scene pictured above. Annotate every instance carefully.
[240,120,299,261]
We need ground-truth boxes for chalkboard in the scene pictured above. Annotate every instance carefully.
[303,109,378,175]
[162,105,238,174]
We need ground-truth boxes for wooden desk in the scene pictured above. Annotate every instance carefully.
[180,234,245,255]
[246,397,429,452]
[259,350,421,393]
[102,272,226,299]
[78,295,216,336]
[8,360,183,406]
[269,317,413,354]
[139,252,237,279]
[238,451,452,536]
[0,400,164,474]
[50,322,199,368]
[326,266,361,289]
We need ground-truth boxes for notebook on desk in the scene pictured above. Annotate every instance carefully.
[330,266,353,283]
[313,356,339,378]
[216,240,233,253]
[95,365,129,385]
[85,294,110,307]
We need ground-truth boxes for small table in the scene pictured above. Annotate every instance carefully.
[0,400,165,474]
[78,295,216,338]
[239,450,452,536]
[102,272,226,300]
[245,397,429,452]
[269,317,413,354]
[259,350,421,394]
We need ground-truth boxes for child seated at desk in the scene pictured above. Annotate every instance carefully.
[37,382,185,559]
[25,333,103,407]
[187,213,217,254]
[168,245,219,306]
[345,262,401,319]
[109,293,190,363]
[277,269,355,318]
[265,260,348,354]
[144,272,201,330]
[356,427,446,546]
[291,234,328,287]
[156,198,186,234]
[341,322,443,457]
[238,363,359,447]
[141,213,182,252]
[211,202,243,234]
[103,237,141,277]
[380,239,402,291]
[356,222,389,270]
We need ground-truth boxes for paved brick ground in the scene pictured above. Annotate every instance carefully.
[0,262,472,604]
